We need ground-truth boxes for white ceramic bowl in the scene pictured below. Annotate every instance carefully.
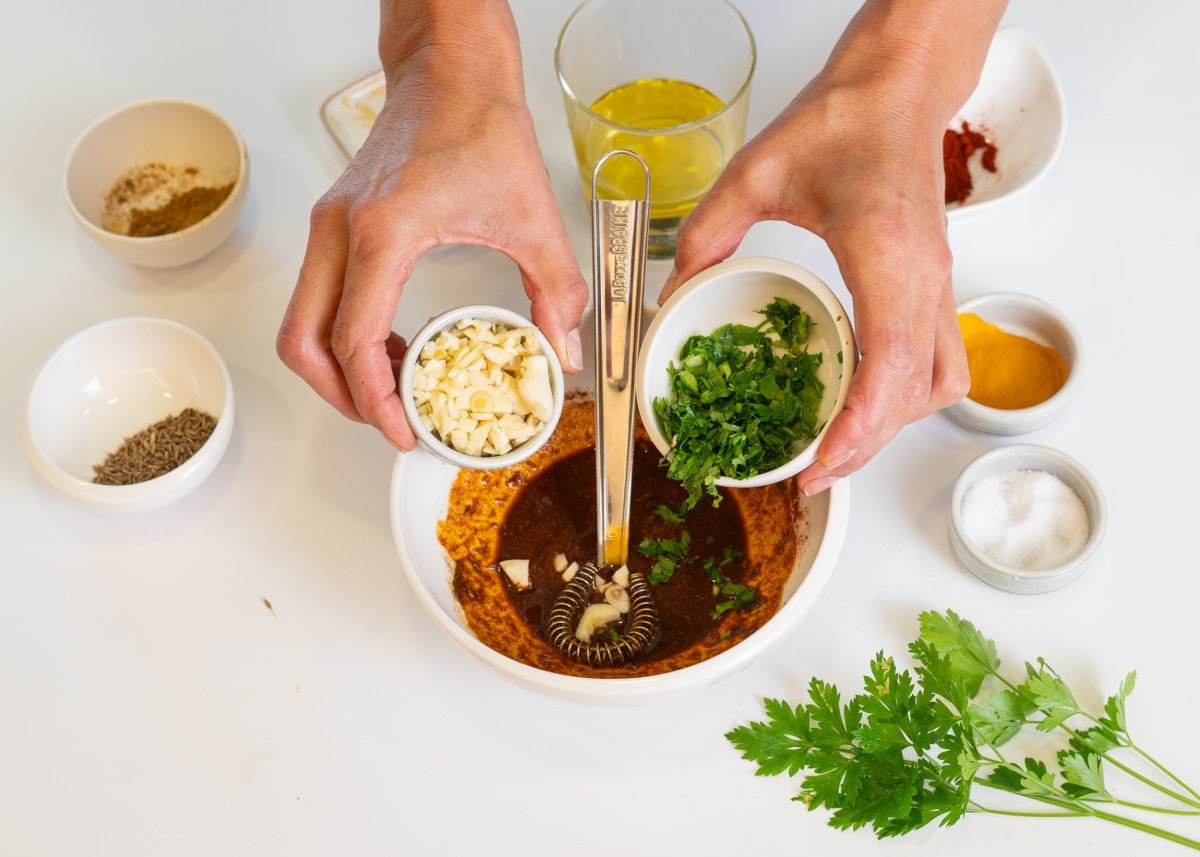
[950,444,1106,594]
[63,98,249,268]
[399,305,565,470]
[946,27,1066,218]
[20,317,235,513]
[945,291,1080,435]
[391,310,849,704]
[636,257,856,488]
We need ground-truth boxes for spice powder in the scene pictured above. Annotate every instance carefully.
[944,121,998,206]
[102,162,233,237]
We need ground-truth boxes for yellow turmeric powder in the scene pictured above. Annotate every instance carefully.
[957,313,1067,409]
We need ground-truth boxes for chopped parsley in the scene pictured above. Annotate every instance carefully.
[638,536,756,618]
[653,297,825,511]
[637,531,692,584]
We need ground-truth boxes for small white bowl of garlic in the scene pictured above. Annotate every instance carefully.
[399,305,564,469]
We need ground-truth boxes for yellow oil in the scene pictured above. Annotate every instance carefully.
[580,78,730,225]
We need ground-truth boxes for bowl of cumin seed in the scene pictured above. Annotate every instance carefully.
[20,316,235,513]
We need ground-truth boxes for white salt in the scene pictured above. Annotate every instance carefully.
[960,469,1089,571]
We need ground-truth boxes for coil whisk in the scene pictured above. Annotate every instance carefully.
[546,562,660,665]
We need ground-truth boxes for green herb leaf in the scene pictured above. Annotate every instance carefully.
[726,698,812,777]
[1018,659,1080,732]
[712,582,756,618]
[637,532,692,584]
[1099,670,1137,735]
[1059,749,1111,800]
[917,609,998,696]
[969,689,1034,747]
[654,503,687,524]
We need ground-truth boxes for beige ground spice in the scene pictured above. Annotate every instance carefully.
[101,162,232,236]
[127,184,233,236]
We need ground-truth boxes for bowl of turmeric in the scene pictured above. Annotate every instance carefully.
[945,291,1080,435]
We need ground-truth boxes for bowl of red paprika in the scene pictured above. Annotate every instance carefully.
[943,27,1066,218]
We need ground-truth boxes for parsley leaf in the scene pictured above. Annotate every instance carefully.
[637,531,692,584]
[712,581,756,618]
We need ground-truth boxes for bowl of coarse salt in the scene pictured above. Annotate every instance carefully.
[399,305,564,469]
[949,444,1106,594]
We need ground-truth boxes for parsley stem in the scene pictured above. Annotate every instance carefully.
[991,669,1200,811]
[1083,807,1200,850]
[975,784,1200,849]
[1111,799,1200,817]
[971,805,1085,818]
[1130,742,1200,804]
[1086,743,1200,809]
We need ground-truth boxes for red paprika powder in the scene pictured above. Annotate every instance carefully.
[943,122,998,205]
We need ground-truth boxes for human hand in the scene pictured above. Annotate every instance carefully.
[660,0,1004,495]
[277,3,587,450]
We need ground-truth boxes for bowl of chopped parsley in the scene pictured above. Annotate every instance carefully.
[636,257,856,510]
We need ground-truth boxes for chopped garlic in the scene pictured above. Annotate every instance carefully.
[603,584,630,614]
[575,603,621,642]
[412,318,553,457]
[517,354,553,422]
[611,565,630,588]
[498,559,532,590]
[553,553,569,573]
[562,561,579,582]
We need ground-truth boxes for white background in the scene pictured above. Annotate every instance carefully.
[2,1,1199,855]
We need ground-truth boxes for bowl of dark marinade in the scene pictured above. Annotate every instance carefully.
[390,303,850,705]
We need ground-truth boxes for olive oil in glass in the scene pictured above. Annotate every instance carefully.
[573,77,744,257]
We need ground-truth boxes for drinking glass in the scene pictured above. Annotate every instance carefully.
[555,0,756,259]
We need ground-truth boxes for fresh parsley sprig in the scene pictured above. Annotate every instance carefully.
[653,297,825,512]
[726,609,1200,849]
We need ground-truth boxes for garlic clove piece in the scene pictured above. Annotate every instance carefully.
[603,584,630,614]
[498,559,532,590]
[574,603,621,642]
[517,354,553,422]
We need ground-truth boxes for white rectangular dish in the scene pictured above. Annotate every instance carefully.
[319,70,386,161]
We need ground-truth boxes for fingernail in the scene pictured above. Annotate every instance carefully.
[802,476,837,497]
[566,328,583,371]
[658,264,679,304]
[821,447,857,470]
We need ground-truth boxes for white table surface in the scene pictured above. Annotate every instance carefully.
[3,1,1199,855]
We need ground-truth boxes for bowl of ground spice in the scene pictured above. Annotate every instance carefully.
[945,291,1080,435]
[943,27,1065,218]
[63,98,248,268]
[20,316,235,513]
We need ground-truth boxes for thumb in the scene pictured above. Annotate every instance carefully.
[659,165,762,303]
[513,231,590,374]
